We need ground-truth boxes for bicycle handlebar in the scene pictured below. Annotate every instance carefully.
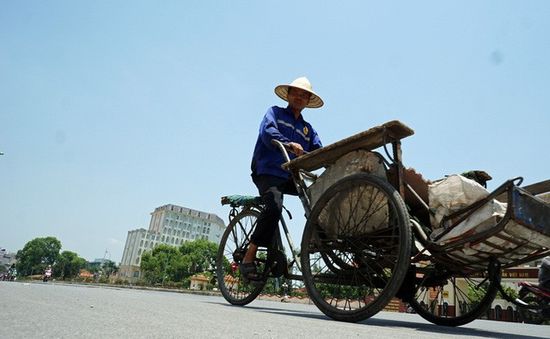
[271,140,309,162]
[271,139,292,163]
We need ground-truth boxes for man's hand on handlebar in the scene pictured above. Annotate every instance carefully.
[287,142,304,156]
[271,139,307,158]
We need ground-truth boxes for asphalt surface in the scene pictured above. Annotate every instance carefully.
[0,281,548,338]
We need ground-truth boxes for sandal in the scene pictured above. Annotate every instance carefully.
[239,262,263,284]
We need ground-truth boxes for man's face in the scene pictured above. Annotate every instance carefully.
[287,87,311,111]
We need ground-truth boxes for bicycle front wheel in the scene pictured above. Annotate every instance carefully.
[216,208,265,305]
[301,173,412,322]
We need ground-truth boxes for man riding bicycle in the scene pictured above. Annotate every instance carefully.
[240,76,324,281]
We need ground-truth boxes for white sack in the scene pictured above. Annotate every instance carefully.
[428,174,489,229]
[308,150,386,208]
[308,150,387,238]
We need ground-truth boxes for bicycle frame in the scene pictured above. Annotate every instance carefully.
[271,139,315,218]
[277,210,302,276]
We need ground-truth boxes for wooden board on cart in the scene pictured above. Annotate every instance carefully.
[283,120,414,172]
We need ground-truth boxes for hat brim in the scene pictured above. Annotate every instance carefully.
[274,85,324,109]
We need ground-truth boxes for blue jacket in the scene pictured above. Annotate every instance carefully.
[251,106,322,179]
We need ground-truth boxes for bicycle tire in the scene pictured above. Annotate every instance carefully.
[301,173,411,322]
[409,261,499,326]
[216,208,265,305]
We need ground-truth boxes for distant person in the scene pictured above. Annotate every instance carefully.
[43,265,53,282]
[240,77,324,281]
[8,264,17,281]
[539,256,550,290]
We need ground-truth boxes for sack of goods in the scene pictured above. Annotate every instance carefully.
[428,174,550,258]
[307,150,387,238]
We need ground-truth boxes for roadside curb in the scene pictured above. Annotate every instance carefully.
[17,280,312,304]
[20,280,221,297]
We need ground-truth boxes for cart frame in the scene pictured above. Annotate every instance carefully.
[217,120,550,326]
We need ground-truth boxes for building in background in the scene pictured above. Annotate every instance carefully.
[0,248,17,272]
[118,204,225,280]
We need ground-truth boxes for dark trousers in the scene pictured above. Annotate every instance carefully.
[250,174,297,247]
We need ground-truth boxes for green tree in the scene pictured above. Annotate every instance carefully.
[179,239,218,275]
[139,240,219,287]
[102,260,119,278]
[54,251,87,280]
[140,244,181,285]
[497,284,518,300]
[16,237,62,276]
[86,261,102,275]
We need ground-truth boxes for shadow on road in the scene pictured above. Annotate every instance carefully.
[210,301,546,339]
[209,301,327,320]
[359,318,546,339]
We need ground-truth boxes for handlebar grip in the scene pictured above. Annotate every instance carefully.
[271,139,290,149]
[271,139,309,155]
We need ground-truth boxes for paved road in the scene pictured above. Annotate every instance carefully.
[0,281,548,338]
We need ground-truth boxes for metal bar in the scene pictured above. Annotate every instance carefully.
[279,215,302,272]
[406,183,430,212]
[392,140,406,198]
[285,274,303,281]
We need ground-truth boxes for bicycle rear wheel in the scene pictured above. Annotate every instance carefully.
[301,173,411,322]
[216,208,266,305]
[409,260,499,326]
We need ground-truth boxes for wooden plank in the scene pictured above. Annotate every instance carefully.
[283,120,414,172]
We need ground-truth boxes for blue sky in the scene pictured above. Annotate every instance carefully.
[2,1,549,262]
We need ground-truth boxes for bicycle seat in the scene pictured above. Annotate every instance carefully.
[221,195,263,207]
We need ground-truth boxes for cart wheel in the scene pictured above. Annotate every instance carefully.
[518,290,545,324]
[216,208,266,305]
[409,260,500,326]
[301,173,411,322]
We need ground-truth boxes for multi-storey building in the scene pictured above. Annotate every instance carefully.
[118,204,225,280]
[0,248,16,271]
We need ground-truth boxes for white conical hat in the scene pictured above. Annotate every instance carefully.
[274,76,324,108]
